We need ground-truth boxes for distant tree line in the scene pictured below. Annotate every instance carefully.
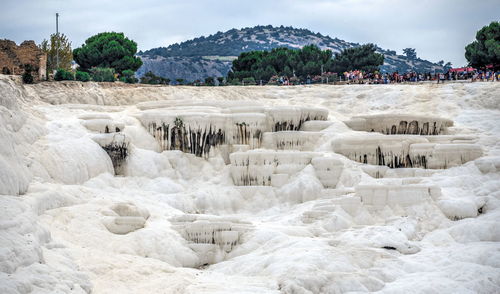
[40,32,145,83]
[228,44,384,83]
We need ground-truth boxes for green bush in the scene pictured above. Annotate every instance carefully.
[119,69,137,83]
[22,64,35,84]
[91,67,115,82]
[120,76,138,83]
[22,72,34,84]
[122,69,134,77]
[140,71,169,84]
[204,76,215,86]
[242,77,256,85]
[54,69,74,81]
[75,71,91,82]
[228,78,241,85]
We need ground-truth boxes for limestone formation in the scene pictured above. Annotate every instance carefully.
[102,203,150,234]
[345,114,453,135]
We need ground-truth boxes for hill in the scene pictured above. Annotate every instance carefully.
[137,25,447,81]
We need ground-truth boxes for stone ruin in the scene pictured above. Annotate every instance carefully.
[0,39,47,81]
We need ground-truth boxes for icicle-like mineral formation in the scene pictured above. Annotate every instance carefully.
[91,133,130,175]
[345,114,453,135]
[332,133,482,169]
[230,150,318,186]
[262,131,322,151]
[265,106,328,131]
[136,102,328,158]
[81,114,130,174]
[139,111,227,157]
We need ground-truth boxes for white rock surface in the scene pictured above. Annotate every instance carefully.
[345,113,453,135]
[1,76,499,293]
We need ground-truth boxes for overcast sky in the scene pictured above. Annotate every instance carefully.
[1,0,498,66]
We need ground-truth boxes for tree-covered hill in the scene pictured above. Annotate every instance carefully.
[137,25,448,81]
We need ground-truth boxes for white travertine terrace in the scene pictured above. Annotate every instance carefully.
[345,114,454,135]
[102,203,150,234]
[355,182,442,208]
[229,150,319,186]
[170,214,252,266]
[2,74,499,293]
[262,131,322,151]
[265,106,329,131]
[300,120,334,131]
[332,133,482,169]
[79,113,125,133]
[361,166,437,178]
[81,119,125,133]
[90,129,130,174]
[79,113,130,174]
[136,101,328,157]
[311,157,344,188]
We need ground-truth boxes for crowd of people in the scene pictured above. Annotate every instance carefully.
[342,68,499,84]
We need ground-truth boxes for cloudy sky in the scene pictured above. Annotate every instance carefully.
[1,0,498,66]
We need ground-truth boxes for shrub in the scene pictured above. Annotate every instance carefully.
[91,67,115,82]
[22,72,34,84]
[140,71,169,84]
[22,64,35,84]
[119,69,138,83]
[122,69,134,77]
[228,78,241,85]
[242,77,256,85]
[75,71,91,82]
[54,68,74,81]
[204,76,215,86]
[120,76,138,83]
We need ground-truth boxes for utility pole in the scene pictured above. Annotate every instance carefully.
[56,13,59,69]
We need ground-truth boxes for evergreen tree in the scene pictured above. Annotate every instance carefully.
[229,43,383,83]
[73,32,143,75]
[331,44,384,73]
[465,21,499,70]
[403,48,417,59]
